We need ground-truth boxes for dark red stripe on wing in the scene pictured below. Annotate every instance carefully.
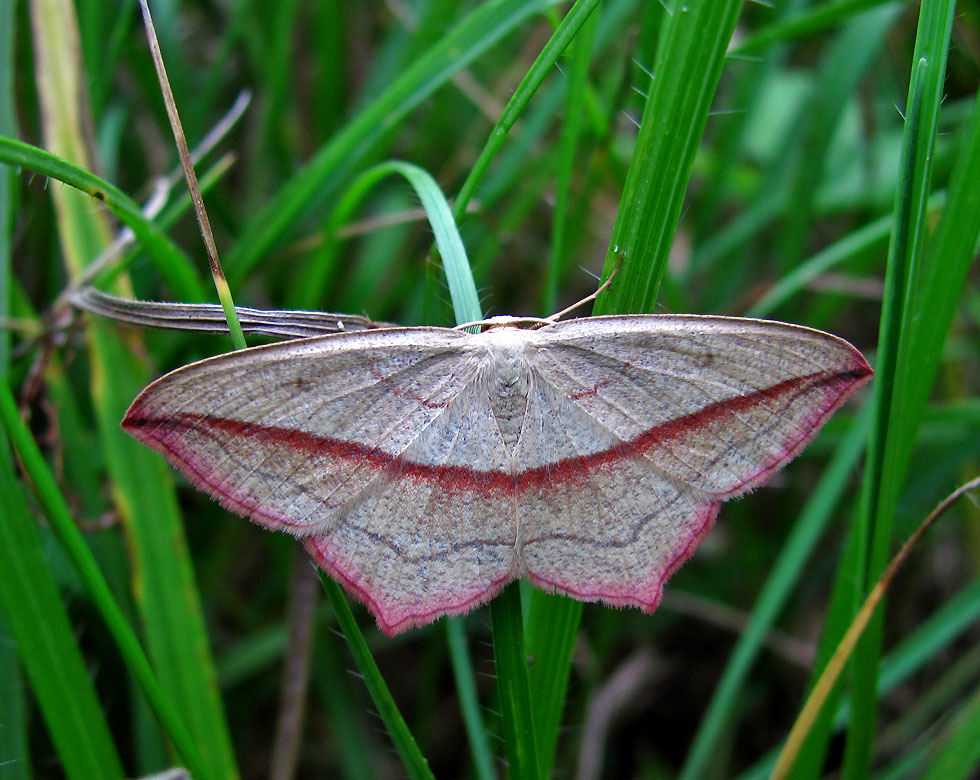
[629,364,868,453]
[124,364,870,495]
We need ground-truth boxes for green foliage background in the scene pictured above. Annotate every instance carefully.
[1,1,979,779]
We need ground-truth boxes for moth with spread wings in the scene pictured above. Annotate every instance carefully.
[124,314,871,635]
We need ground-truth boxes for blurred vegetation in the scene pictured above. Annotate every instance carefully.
[1,1,979,779]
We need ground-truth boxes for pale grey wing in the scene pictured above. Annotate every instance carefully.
[304,371,522,635]
[526,314,871,496]
[514,314,870,611]
[304,467,519,636]
[124,327,511,532]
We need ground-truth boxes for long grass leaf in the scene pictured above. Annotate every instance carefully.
[917,683,980,780]
[542,3,598,315]
[0,380,206,778]
[225,0,557,285]
[452,0,602,222]
[30,2,237,776]
[491,583,540,780]
[446,619,496,780]
[594,0,744,314]
[846,3,956,776]
[0,418,123,780]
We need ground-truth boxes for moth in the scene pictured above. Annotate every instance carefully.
[124,314,870,635]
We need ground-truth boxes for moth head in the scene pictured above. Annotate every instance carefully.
[455,314,556,332]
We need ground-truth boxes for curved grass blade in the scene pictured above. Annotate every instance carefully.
[0,136,205,302]
[313,159,483,778]
[847,3,957,775]
[225,0,557,285]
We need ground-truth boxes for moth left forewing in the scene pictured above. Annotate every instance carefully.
[123,327,484,535]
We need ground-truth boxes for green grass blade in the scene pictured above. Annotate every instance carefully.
[0,379,206,779]
[525,591,583,775]
[224,0,556,286]
[302,0,600,317]
[312,620,377,780]
[889,86,980,494]
[406,157,499,777]
[0,53,25,755]
[452,0,601,223]
[82,326,237,780]
[319,574,435,780]
[531,19,629,686]
[542,3,598,315]
[0,0,13,375]
[846,44,980,780]
[0,136,205,302]
[917,683,980,780]
[0,418,123,780]
[0,613,30,780]
[446,620,496,780]
[491,583,540,780]
[833,576,980,728]
[846,3,956,776]
[594,0,744,314]
[302,159,482,323]
[735,0,892,55]
[731,576,980,780]
[679,403,872,780]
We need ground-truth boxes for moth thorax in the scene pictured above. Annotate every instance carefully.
[486,347,532,452]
